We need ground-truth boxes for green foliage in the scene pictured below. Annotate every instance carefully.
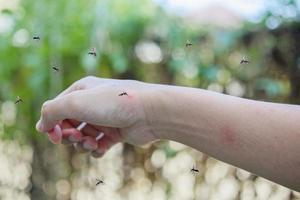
[1,1,300,199]
[0,0,300,141]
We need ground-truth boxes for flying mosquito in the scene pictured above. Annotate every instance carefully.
[240,56,250,64]
[33,36,40,41]
[15,96,23,104]
[88,47,97,57]
[118,92,128,96]
[186,40,192,47]
[190,165,199,175]
[52,66,59,72]
[95,179,104,186]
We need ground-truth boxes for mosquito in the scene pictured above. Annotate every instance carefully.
[95,179,104,186]
[33,36,40,41]
[88,47,97,57]
[15,96,23,104]
[186,40,192,47]
[52,66,59,72]
[240,56,250,64]
[190,165,199,175]
[118,92,128,96]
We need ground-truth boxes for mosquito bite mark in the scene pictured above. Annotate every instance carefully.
[220,125,236,146]
[118,92,135,100]
[255,108,262,115]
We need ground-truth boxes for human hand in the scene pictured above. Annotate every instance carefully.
[36,76,156,158]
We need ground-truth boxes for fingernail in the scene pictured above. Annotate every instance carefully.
[92,150,104,158]
[36,121,44,132]
[69,135,80,142]
[83,141,97,151]
[73,143,85,153]
[48,125,62,144]
[61,140,72,145]
[95,148,105,155]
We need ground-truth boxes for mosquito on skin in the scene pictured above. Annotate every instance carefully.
[118,92,128,96]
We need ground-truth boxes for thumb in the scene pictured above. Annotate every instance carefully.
[36,90,89,132]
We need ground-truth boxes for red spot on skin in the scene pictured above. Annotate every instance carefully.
[220,125,236,146]
[255,108,262,115]
[121,92,134,100]
[127,94,134,99]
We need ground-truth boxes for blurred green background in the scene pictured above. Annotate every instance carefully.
[0,0,300,199]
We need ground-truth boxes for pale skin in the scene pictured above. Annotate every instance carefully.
[36,76,300,191]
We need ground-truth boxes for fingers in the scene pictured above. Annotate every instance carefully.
[68,119,99,138]
[71,136,99,153]
[91,136,110,158]
[91,128,122,158]
[82,136,98,151]
[44,118,105,146]
[45,121,81,145]
[47,124,62,144]
[59,121,111,156]
[62,126,121,158]
[62,128,83,143]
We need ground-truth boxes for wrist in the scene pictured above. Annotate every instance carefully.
[140,83,211,144]
[140,83,179,141]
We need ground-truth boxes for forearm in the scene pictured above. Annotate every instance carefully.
[143,83,300,191]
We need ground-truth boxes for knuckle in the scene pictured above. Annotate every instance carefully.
[41,100,52,117]
[74,76,96,89]
[82,75,96,82]
[73,82,85,91]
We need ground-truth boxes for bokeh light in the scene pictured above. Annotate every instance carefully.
[1,0,300,199]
